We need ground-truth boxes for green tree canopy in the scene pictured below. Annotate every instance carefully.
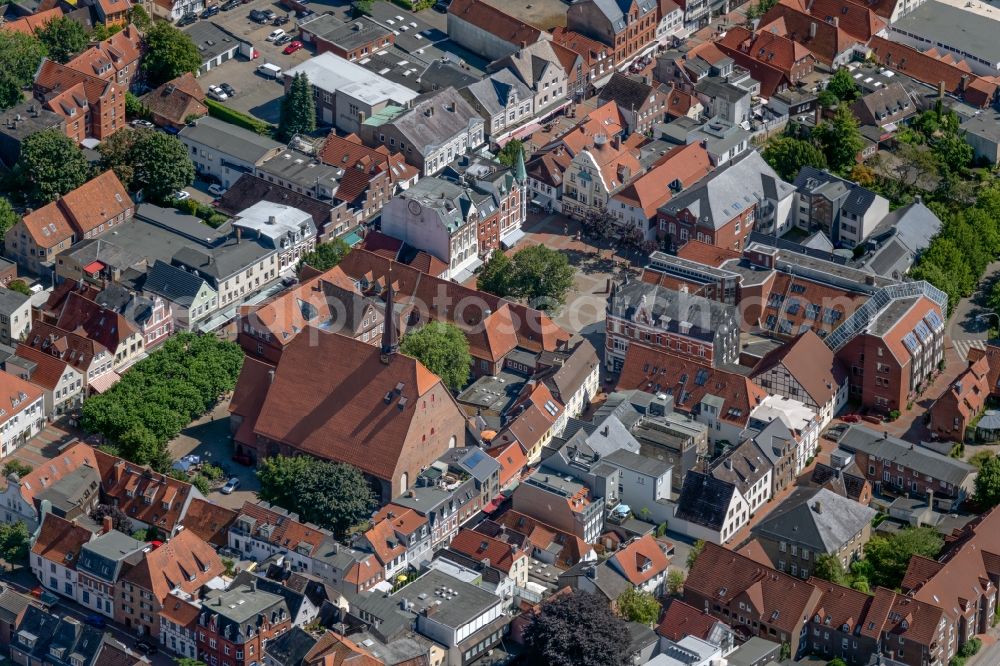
[279,72,317,141]
[932,132,973,173]
[142,22,201,88]
[0,31,47,109]
[400,321,472,390]
[762,136,827,181]
[826,68,860,102]
[7,280,30,296]
[525,591,630,666]
[687,539,705,569]
[1,460,31,478]
[0,522,29,567]
[130,5,153,30]
[497,139,525,168]
[864,527,943,589]
[18,129,90,203]
[511,244,575,309]
[80,333,244,467]
[257,456,377,537]
[666,569,685,596]
[36,16,88,64]
[299,238,351,274]
[475,249,515,297]
[813,106,864,174]
[617,588,661,625]
[973,454,1000,508]
[99,128,194,201]
[813,553,847,585]
[0,198,19,244]
[175,659,208,666]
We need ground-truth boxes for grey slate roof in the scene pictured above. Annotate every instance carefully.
[183,21,250,64]
[388,87,482,153]
[179,117,283,164]
[838,424,977,487]
[751,487,876,554]
[142,260,211,306]
[263,626,318,666]
[557,412,641,461]
[603,448,672,477]
[599,72,657,112]
[659,151,793,230]
[711,438,772,493]
[674,470,735,530]
[0,587,32,625]
[793,166,879,217]
[13,605,107,666]
[590,0,657,33]
[0,287,29,313]
[609,279,736,340]
[862,200,942,277]
[463,69,532,117]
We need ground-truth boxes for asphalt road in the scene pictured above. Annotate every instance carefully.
[948,260,1000,360]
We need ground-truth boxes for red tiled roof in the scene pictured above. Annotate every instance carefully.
[0,370,43,428]
[756,271,869,339]
[868,37,993,107]
[676,239,742,266]
[32,512,92,568]
[758,3,860,65]
[95,449,194,533]
[123,529,223,602]
[449,528,525,574]
[486,439,527,487]
[23,321,106,374]
[551,27,611,69]
[860,587,945,648]
[65,26,141,82]
[95,0,131,18]
[665,84,698,118]
[494,510,590,568]
[142,73,207,127]
[808,577,872,635]
[246,328,460,482]
[752,330,847,407]
[362,516,406,566]
[617,345,766,425]
[715,26,815,98]
[180,498,238,549]
[237,500,329,557]
[35,59,120,114]
[55,290,136,355]
[448,0,542,48]
[0,8,62,35]
[610,534,669,586]
[11,343,76,391]
[613,142,712,217]
[20,201,75,249]
[686,541,821,635]
[967,344,1000,396]
[656,598,720,641]
[779,0,885,41]
[58,170,132,236]
[10,441,99,507]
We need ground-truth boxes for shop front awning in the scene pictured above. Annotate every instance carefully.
[89,371,121,394]
[500,228,526,250]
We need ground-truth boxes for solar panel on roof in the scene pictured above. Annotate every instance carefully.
[924,310,944,332]
[902,332,919,353]
[914,321,931,343]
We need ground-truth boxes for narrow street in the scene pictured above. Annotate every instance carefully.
[948,260,1000,361]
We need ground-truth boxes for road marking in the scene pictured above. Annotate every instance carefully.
[953,339,986,361]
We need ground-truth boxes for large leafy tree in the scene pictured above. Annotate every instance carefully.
[0,522,29,567]
[0,31,47,109]
[99,128,194,201]
[525,591,630,666]
[298,237,351,274]
[142,22,201,88]
[510,244,575,309]
[257,456,377,537]
[0,198,19,244]
[813,553,847,585]
[973,455,1000,508]
[90,503,134,535]
[400,321,472,390]
[931,132,973,173]
[497,139,525,168]
[812,105,864,174]
[279,72,316,141]
[825,67,860,102]
[18,129,90,203]
[36,16,88,64]
[475,249,515,297]
[762,136,827,181]
[861,527,943,589]
[616,588,661,624]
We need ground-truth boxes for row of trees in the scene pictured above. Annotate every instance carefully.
[763,105,864,179]
[80,333,244,470]
[256,455,377,538]
[476,245,576,310]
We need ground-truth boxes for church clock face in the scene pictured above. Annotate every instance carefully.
[408,199,422,216]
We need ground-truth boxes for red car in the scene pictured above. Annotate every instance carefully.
[283,40,303,55]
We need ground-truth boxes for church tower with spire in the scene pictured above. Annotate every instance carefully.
[380,274,398,364]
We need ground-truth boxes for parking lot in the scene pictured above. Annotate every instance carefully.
[180,0,318,123]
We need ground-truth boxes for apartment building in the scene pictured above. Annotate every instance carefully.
[512,468,605,543]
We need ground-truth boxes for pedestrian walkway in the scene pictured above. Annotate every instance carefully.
[953,338,986,362]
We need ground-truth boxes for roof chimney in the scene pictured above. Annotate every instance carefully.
[380,275,398,364]
[102,516,113,534]
[813,501,822,514]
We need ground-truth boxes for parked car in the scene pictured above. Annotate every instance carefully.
[220,82,236,97]
[135,640,158,655]
[173,190,191,201]
[208,184,227,196]
[201,4,219,17]
[130,119,154,129]
[221,0,239,9]
[274,33,293,46]
[841,414,861,423]
[272,14,289,25]
[84,615,106,629]
[256,62,282,78]
[207,85,228,101]
[267,28,286,42]
[221,477,240,494]
[282,40,303,54]
[296,8,314,18]
[176,12,197,26]
[433,0,448,11]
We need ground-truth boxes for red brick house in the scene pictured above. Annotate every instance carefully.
[715,27,817,99]
[34,59,126,144]
[758,0,868,66]
[567,0,658,68]
[318,133,418,221]
[64,26,142,90]
[94,0,131,26]
[929,355,990,442]
[196,582,291,666]
[835,294,945,413]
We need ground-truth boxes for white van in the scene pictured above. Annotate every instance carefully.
[257,62,282,79]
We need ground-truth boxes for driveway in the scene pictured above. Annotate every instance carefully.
[167,399,259,510]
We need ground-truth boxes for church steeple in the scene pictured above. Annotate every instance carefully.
[513,144,527,184]
[380,273,398,364]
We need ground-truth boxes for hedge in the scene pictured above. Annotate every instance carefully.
[204,99,274,136]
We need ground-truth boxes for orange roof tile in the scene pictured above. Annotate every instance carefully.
[0,8,62,35]
[31,513,92,568]
[123,529,223,602]
[613,142,712,217]
[611,534,669,585]
[449,528,525,574]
